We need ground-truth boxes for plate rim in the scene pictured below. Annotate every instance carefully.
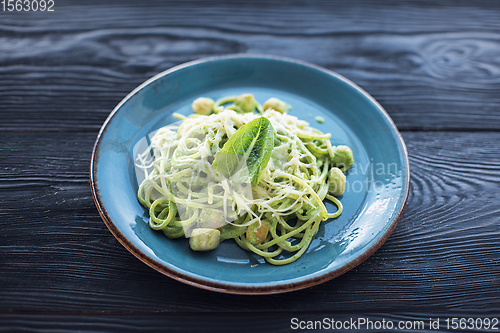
[90,54,410,295]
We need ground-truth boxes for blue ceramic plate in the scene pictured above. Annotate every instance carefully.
[91,55,410,294]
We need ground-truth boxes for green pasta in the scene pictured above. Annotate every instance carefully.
[135,94,353,265]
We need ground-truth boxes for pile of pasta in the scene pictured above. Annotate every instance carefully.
[136,95,353,265]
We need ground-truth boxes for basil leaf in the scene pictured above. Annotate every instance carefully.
[213,117,274,185]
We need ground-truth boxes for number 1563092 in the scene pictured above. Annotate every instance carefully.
[2,0,54,11]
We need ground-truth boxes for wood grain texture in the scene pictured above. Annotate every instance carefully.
[1,1,500,132]
[0,131,498,315]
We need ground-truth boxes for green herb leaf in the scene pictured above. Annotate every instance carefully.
[213,117,274,185]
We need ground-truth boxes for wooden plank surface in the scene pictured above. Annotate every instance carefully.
[1,1,499,132]
[0,132,498,315]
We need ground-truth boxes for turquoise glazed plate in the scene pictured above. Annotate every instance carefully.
[91,55,410,294]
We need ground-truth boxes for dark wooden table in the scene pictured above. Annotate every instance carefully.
[1,1,499,332]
